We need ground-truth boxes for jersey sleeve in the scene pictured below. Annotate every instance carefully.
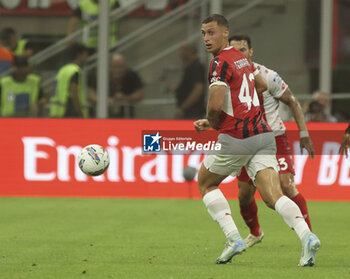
[267,70,288,98]
[208,58,233,88]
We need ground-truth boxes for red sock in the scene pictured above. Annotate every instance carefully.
[240,199,262,237]
[291,193,312,231]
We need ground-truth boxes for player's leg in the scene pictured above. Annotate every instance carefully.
[254,167,283,208]
[237,169,264,247]
[252,165,320,266]
[238,180,256,206]
[275,134,312,230]
[198,163,240,239]
[199,144,254,264]
[279,173,312,230]
[198,163,246,264]
[247,131,320,266]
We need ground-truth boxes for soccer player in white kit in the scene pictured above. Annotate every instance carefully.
[195,14,320,266]
[229,34,315,248]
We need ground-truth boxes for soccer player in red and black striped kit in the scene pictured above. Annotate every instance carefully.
[194,14,320,266]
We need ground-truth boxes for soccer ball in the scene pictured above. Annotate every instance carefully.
[78,144,110,176]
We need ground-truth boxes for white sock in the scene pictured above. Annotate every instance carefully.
[275,196,310,240]
[203,188,239,240]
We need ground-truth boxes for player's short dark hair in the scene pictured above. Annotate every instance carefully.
[13,56,29,68]
[229,34,252,49]
[0,27,16,43]
[70,43,89,60]
[202,14,229,29]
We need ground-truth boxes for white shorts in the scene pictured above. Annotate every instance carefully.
[203,132,278,181]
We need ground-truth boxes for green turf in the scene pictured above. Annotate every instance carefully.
[0,197,349,279]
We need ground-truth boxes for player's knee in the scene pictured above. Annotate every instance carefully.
[197,175,209,195]
[197,168,217,196]
[261,191,283,210]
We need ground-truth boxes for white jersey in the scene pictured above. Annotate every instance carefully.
[253,62,288,136]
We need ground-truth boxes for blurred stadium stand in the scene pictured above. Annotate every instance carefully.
[0,0,349,120]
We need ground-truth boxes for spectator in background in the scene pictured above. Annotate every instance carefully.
[174,42,206,119]
[304,100,327,122]
[303,90,337,122]
[0,56,45,117]
[66,0,119,50]
[50,44,89,118]
[312,90,337,122]
[0,27,34,57]
[108,54,143,118]
[0,44,13,74]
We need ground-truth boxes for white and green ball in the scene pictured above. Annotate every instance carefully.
[78,144,110,176]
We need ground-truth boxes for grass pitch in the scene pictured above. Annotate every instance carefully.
[0,197,349,279]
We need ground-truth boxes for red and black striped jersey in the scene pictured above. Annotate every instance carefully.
[208,46,271,139]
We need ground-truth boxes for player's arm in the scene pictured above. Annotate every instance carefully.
[339,123,350,158]
[279,88,315,158]
[254,73,268,94]
[206,84,225,130]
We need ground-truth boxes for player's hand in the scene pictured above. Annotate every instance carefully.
[193,119,210,132]
[339,132,350,158]
[300,137,315,159]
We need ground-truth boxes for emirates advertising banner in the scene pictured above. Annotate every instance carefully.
[1,118,349,201]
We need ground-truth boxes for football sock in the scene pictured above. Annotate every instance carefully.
[275,196,310,240]
[203,188,239,239]
[291,193,312,231]
[239,199,262,237]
